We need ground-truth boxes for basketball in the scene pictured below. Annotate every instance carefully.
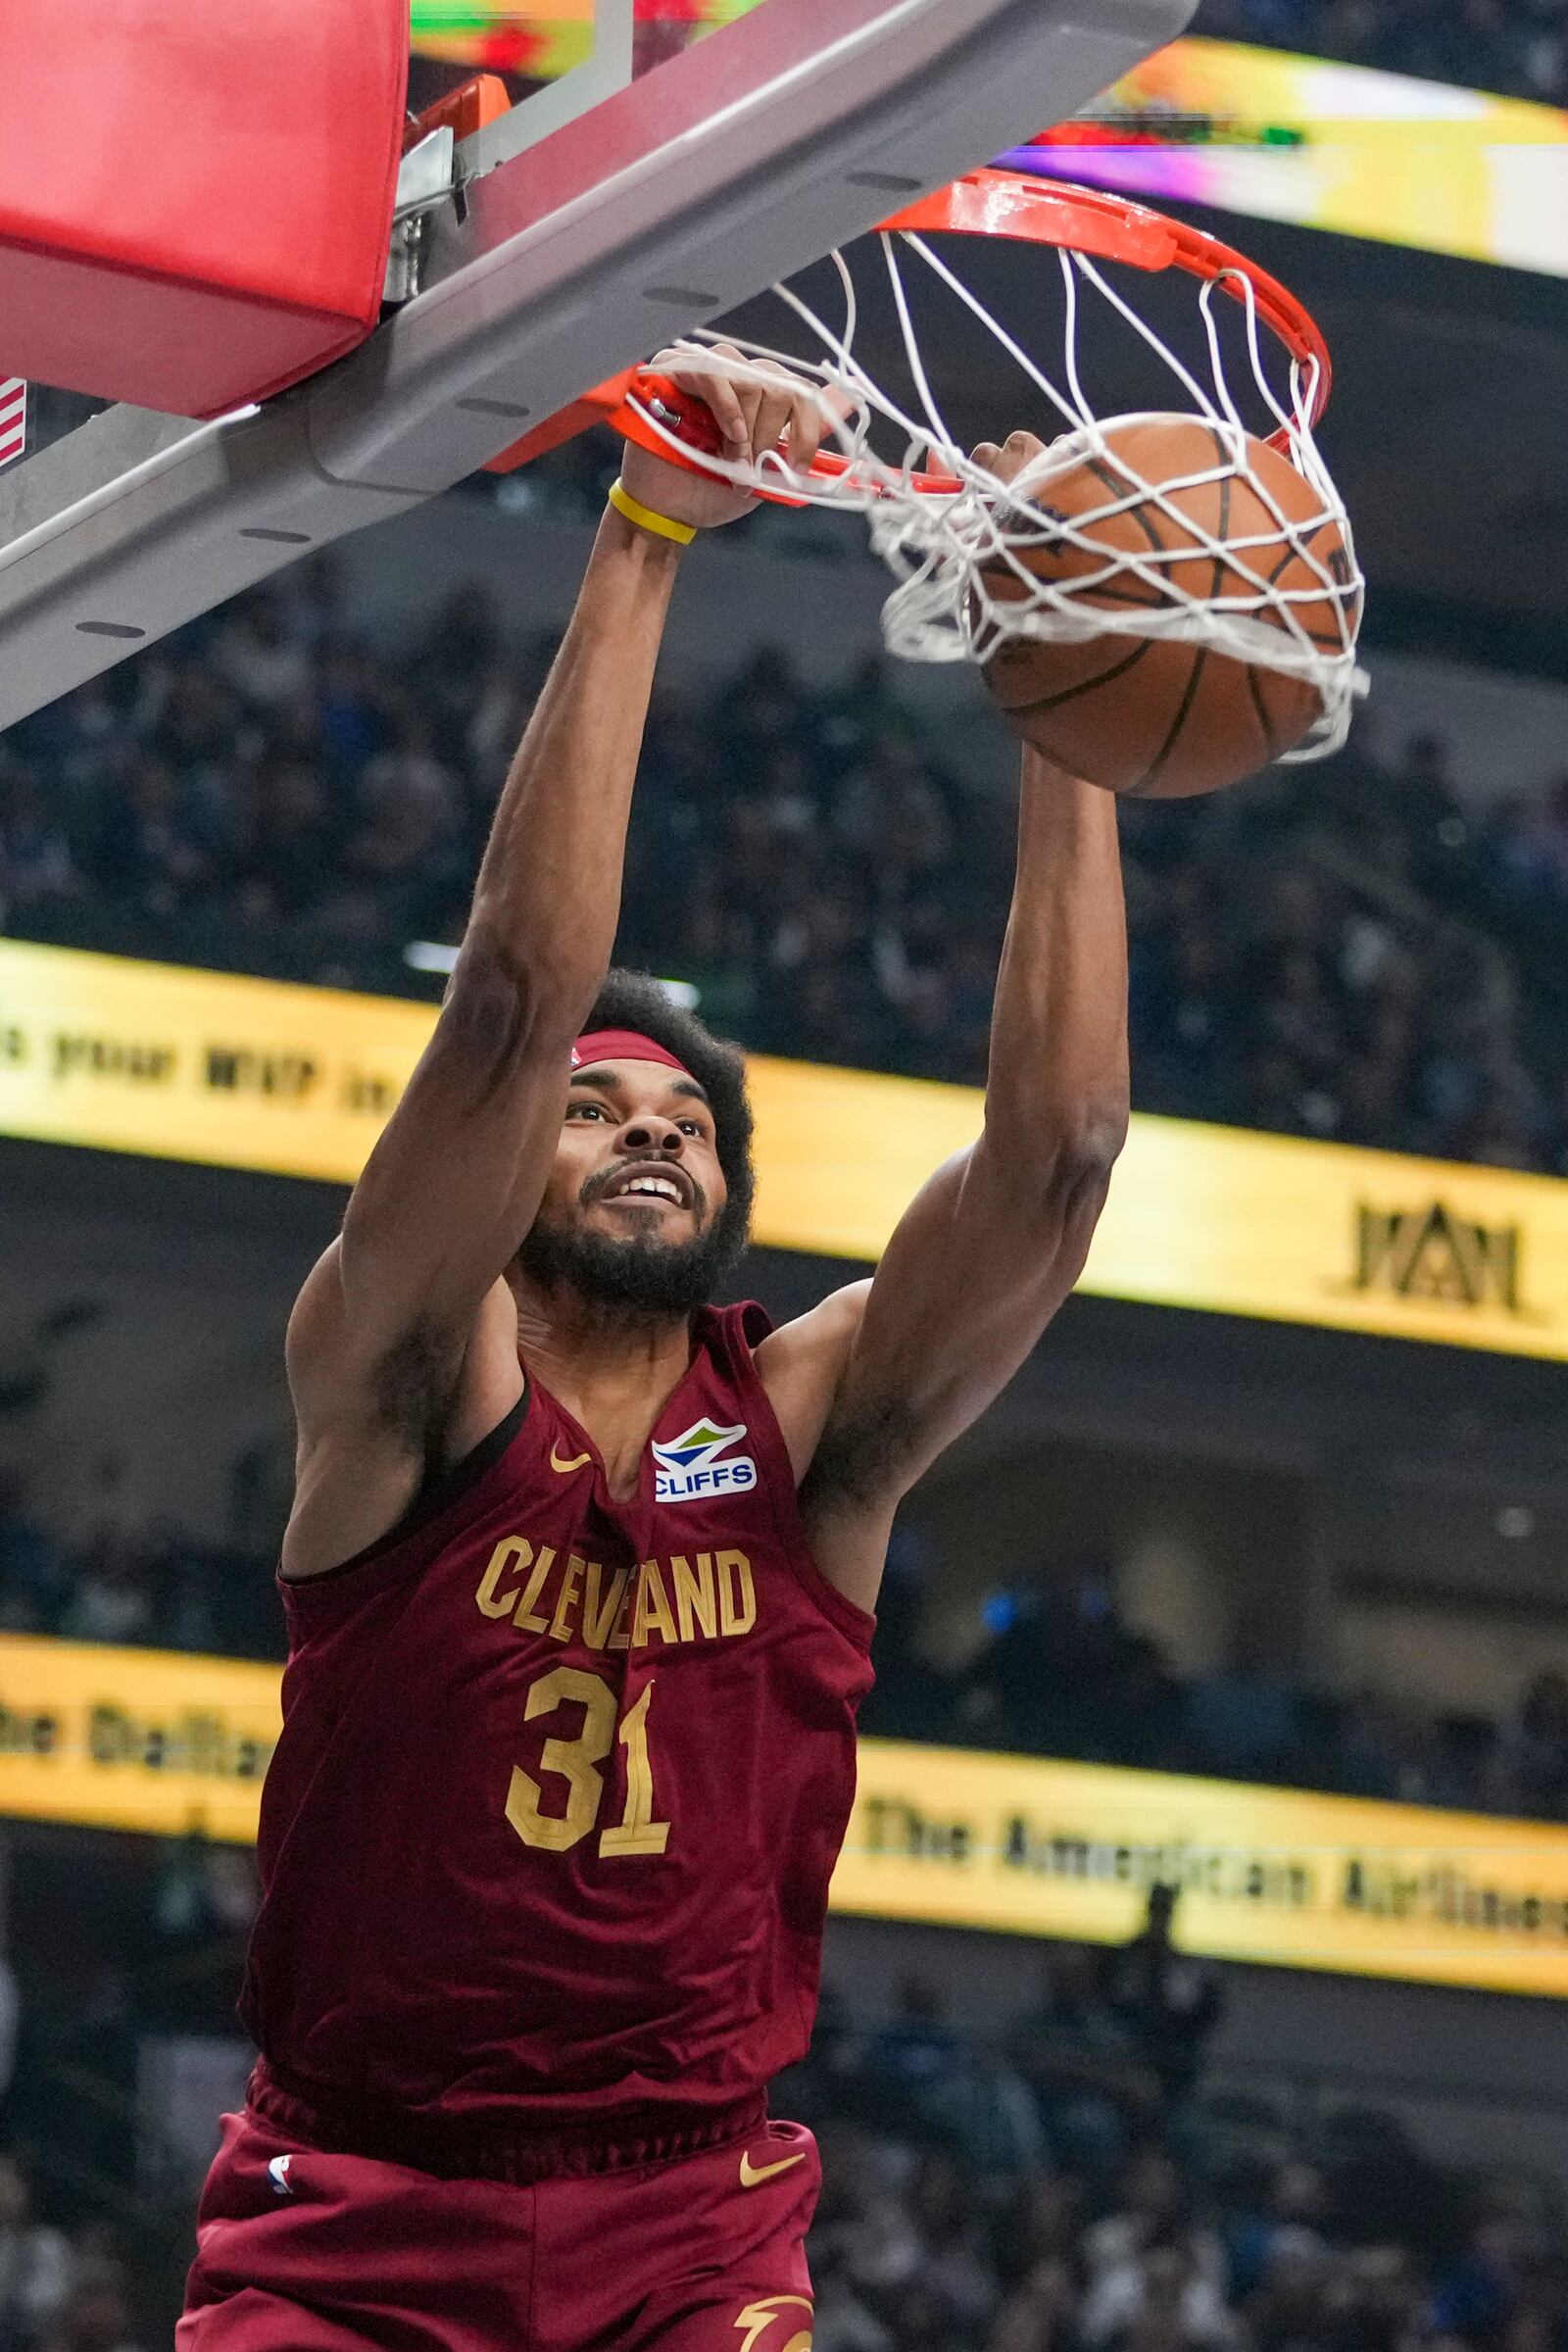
[977,414,1357,799]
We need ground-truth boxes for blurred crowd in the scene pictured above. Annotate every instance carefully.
[4,1465,1568,1823]
[787,1948,1568,2352]
[1193,0,1568,105]
[862,1545,1568,1824]
[0,2155,147,2352]
[2,561,1567,1176]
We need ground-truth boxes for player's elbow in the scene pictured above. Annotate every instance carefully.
[1048,1112,1126,1221]
[443,927,596,1074]
[990,1094,1129,1212]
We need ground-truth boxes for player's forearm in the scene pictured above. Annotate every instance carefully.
[461,502,683,1023]
[982,750,1130,1175]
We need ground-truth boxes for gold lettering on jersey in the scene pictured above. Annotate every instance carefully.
[631,1561,678,1648]
[475,1536,529,1618]
[581,1562,626,1651]
[475,1538,759,1651]
[513,1544,556,1634]
[549,1555,584,1642]
[607,1573,634,1653]
[671,1552,717,1642]
[717,1549,756,1637]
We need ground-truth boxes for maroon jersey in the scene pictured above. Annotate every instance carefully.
[241,1302,874,2134]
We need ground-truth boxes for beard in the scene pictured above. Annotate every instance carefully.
[514,1208,739,1320]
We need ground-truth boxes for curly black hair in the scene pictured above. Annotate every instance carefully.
[579,968,756,1269]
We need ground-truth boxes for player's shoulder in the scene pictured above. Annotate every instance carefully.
[751,1280,869,1484]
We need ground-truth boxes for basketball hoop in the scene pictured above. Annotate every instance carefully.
[605,172,1365,761]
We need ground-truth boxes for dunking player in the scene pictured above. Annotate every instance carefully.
[179,351,1129,2351]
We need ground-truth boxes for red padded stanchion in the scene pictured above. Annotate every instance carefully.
[0,0,409,417]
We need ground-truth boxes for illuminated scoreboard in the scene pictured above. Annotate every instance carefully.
[409,0,762,76]
[1004,38,1568,276]
[409,11,1568,278]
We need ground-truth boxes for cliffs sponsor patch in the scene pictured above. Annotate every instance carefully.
[652,1417,758,1503]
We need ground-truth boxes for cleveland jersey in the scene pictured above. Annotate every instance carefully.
[240,1301,875,2134]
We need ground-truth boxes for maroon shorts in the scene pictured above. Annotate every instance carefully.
[177,2103,820,2351]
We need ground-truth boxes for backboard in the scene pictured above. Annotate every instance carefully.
[0,0,1195,733]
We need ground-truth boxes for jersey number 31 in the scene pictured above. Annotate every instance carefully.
[506,1667,669,1859]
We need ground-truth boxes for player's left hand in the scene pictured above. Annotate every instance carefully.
[971,428,1057,490]
[620,343,837,531]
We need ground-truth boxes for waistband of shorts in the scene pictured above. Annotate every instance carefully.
[246,2059,766,2186]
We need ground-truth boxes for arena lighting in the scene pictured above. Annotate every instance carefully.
[404,939,461,974]
[404,942,699,1010]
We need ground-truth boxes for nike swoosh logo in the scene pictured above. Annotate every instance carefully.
[549,1446,592,1474]
[739,2149,807,2189]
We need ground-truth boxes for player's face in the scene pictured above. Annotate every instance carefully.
[552,1060,725,1242]
[514,1059,732,1318]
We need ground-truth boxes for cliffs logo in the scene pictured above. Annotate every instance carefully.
[1348,1200,1535,1318]
[652,1417,758,1504]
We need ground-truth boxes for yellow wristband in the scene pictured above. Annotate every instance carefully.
[608,476,696,546]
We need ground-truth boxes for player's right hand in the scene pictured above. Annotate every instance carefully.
[619,343,835,531]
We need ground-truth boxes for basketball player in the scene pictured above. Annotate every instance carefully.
[178,350,1129,2350]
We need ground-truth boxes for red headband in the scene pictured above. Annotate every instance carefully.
[570,1028,693,1078]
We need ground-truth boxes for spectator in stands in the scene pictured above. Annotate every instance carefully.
[1083,2236,1243,2352]
[866,1978,970,2136]
[1240,2231,1337,2352]
[55,1531,154,1650]
[1317,2243,1428,2352]
[905,2152,1001,2336]
[810,2124,925,2348]
[859,1526,956,1745]
[1082,2150,1234,2352]
[35,2262,144,2352]
[210,587,312,717]
[0,769,78,920]
[1489,1671,1568,1819]
[1010,1947,1159,2184]
[1184,1629,1304,1785]
[1098,1889,1224,2116]
[0,1839,17,2122]
[0,1476,67,1635]
[1428,2186,1544,2346]
[0,2155,74,2349]
[989,2252,1079,2352]
[147,1830,260,2035]
[1227,2160,1333,2299]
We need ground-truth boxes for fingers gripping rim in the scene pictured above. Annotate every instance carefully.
[596,172,1361,751]
[605,171,1334,496]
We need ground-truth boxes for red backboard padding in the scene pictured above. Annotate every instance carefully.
[0,0,409,417]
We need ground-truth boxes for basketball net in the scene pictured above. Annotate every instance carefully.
[616,179,1366,762]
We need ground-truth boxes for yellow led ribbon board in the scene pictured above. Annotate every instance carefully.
[2,939,1566,1358]
[4,1638,1566,1994]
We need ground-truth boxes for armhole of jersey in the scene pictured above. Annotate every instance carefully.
[281,1384,531,1594]
[724,1302,876,1651]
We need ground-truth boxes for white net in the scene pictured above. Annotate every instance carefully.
[626,205,1367,761]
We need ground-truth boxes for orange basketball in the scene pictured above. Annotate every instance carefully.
[979,414,1356,799]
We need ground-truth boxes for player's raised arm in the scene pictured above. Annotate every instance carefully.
[286,352,831,1510]
[777,741,1129,1610]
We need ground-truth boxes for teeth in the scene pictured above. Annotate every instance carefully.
[620,1177,680,1200]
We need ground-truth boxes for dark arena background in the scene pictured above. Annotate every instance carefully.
[4,2,1568,2344]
